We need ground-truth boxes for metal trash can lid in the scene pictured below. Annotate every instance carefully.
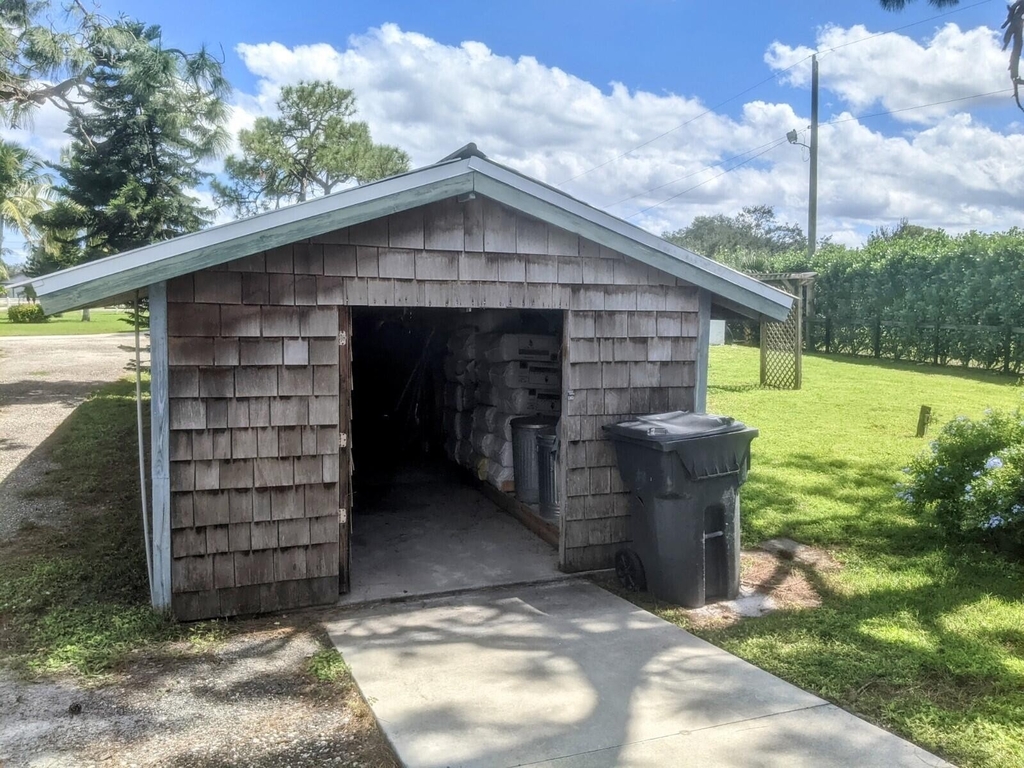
[511,415,558,432]
[603,411,748,445]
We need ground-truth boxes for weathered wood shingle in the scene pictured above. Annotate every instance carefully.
[168,196,704,617]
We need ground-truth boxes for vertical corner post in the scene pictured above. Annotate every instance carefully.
[696,290,712,413]
[149,281,172,611]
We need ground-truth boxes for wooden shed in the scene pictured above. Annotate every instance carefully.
[21,145,792,621]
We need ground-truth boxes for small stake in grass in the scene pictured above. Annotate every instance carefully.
[916,405,933,438]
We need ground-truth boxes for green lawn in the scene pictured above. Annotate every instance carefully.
[667,347,1024,767]
[4,344,1022,763]
[0,307,131,336]
[0,380,201,675]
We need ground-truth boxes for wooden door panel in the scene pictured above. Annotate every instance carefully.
[338,307,353,594]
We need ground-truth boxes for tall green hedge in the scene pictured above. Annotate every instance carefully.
[757,229,1024,370]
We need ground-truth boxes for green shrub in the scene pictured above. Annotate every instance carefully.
[899,408,1024,554]
[7,303,47,323]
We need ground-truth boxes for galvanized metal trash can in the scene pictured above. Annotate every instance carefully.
[511,415,557,504]
[603,411,758,608]
[537,430,559,519]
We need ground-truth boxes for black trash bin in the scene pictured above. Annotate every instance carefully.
[603,411,758,608]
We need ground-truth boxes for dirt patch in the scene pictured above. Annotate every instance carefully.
[682,544,837,630]
[0,620,398,768]
[596,541,840,631]
[743,550,825,609]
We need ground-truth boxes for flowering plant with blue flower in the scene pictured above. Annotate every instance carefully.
[898,408,1024,551]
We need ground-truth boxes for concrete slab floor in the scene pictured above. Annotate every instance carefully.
[339,468,564,606]
[325,581,951,768]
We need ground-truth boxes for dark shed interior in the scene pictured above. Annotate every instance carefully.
[343,307,565,603]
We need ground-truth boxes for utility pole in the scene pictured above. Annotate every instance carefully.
[808,53,819,259]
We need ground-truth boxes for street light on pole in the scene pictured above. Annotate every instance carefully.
[787,53,819,260]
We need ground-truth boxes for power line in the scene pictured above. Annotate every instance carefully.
[624,138,791,220]
[555,58,810,187]
[619,86,1007,222]
[826,88,1013,125]
[556,0,994,188]
[603,134,794,210]
[823,0,993,53]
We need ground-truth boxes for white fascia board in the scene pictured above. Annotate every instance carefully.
[468,158,794,321]
[30,160,475,314]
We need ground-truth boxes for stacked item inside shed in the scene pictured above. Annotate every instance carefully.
[444,331,561,493]
[442,329,477,468]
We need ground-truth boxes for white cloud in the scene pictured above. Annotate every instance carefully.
[766,23,1010,123]
[232,23,1024,245]
[234,26,815,235]
[1,99,70,164]
[9,21,1024,251]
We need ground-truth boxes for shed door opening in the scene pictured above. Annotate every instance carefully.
[344,307,564,603]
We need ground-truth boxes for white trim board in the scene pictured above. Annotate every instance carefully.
[16,149,793,321]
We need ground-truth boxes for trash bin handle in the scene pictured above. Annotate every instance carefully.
[698,469,740,479]
[687,454,751,479]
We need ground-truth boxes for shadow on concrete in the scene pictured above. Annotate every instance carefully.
[324,581,950,768]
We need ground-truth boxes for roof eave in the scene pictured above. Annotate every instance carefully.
[466,159,793,322]
[22,150,793,322]
[30,160,476,315]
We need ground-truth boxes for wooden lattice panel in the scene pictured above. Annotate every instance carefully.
[760,297,803,390]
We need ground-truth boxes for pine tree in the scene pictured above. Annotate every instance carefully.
[214,81,409,216]
[31,20,229,266]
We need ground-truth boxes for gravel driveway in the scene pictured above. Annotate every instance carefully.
[0,622,395,767]
[0,333,135,540]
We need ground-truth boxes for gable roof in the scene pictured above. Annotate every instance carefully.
[17,144,794,321]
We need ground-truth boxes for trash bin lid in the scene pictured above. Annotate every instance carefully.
[603,411,747,445]
[510,415,558,432]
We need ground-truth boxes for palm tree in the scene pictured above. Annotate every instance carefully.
[0,140,50,278]
[880,1,1024,110]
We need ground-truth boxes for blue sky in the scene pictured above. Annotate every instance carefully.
[5,0,1021,263]
[113,0,1003,130]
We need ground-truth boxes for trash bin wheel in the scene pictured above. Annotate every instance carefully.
[615,548,646,592]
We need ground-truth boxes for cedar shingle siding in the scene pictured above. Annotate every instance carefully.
[167,196,702,619]
[167,274,342,620]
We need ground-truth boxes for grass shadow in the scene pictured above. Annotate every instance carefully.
[707,382,761,394]
[804,351,1024,388]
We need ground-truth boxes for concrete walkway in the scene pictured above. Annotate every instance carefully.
[325,581,950,768]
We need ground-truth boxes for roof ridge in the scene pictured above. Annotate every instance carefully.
[438,143,487,163]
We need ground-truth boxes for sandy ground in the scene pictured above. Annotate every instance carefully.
[0,623,396,768]
[0,333,134,540]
